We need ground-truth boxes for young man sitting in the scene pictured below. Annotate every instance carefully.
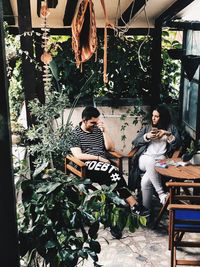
[69,106,150,238]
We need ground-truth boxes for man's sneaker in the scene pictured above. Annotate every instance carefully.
[110,226,123,239]
[131,204,150,217]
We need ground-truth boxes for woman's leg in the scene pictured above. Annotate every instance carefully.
[139,155,165,208]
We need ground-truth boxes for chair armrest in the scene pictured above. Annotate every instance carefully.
[107,150,124,173]
[64,155,86,178]
[66,155,85,167]
[127,147,139,158]
[168,204,200,210]
[166,181,200,188]
[108,150,123,159]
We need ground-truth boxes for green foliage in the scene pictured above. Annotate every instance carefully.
[161,30,181,103]
[53,35,152,104]
[26,90,72,171]
[18,170,146,267]
[4,22,24,121]
[120,103,146,149]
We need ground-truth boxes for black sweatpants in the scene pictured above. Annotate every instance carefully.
[84,160,132,200]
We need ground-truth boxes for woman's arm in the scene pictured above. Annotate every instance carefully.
[132,125,151,147]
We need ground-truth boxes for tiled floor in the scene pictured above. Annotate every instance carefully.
[78,202,200,267]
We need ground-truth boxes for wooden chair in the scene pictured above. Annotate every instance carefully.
[127,147,182,228]
[167,181,200,267]
[64,150,124,179]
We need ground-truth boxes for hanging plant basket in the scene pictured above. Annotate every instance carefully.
[181,55,200,81]
[167,48,184,60]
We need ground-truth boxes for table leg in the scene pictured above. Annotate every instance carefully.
[153,194,170,229]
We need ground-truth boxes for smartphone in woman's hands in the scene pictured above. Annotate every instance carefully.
[151,127,158,134]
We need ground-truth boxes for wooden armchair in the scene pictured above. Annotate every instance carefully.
[64,150,124,179]
[167,181,200,267]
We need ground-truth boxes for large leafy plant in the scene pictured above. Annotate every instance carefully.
[18,170,146,267]
[17,85,146,267]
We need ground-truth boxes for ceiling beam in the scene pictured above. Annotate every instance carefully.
[8,26,156,36]
[63,0,78,26]
[156,0,196,26]
[47,0,58,8]
[37,0,41,17]
[167,20,200,31]
[118,0,146,27]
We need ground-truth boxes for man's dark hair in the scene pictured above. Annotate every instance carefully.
[82,106,100,120]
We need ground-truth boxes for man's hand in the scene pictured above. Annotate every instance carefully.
[97,120,105,132]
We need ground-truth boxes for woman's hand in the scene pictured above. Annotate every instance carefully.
[156,129,166,138]
[156,129,173,140]
[146,130,159,140]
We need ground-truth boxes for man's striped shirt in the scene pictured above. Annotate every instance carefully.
[70,125,106,158]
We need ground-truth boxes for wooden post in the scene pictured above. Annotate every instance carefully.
[151,23,162,104]
[17,0,36,127]
[17,0,37,174]
[0,1,20,266]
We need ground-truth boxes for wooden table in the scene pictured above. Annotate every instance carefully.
[153,158,200,228]
[155,158,200,180]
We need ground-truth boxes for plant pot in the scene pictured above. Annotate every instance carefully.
[167,48,184,60]
[12,134,21,145]
[182,55,200,81]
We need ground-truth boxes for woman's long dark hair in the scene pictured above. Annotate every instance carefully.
[151,104,172,130]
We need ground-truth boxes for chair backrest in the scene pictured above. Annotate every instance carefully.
[167,182,200,267]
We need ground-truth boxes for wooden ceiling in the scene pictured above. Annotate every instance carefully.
[3,0,199,33]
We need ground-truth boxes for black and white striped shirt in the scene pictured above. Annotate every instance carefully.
[70,125,106,158]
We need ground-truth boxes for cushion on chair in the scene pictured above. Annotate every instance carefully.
[174,209,200,229]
